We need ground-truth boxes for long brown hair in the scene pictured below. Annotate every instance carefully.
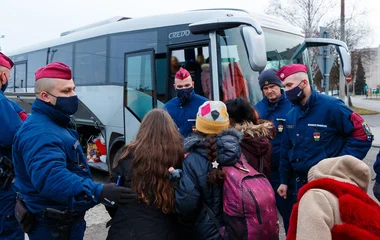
[120,109,184,213]
[205,134,226,185]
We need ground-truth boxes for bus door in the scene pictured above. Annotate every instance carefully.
[13,62,27,93]
[123,49,156,143]
[167,42,211,100]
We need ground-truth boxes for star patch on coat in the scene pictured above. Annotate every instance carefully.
[212,161,219,169]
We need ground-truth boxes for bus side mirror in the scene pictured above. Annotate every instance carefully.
[292,38,351,77]
[336,46,351,76]
[241,26,267,71]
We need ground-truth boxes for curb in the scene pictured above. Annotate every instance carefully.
[373,144,380,148]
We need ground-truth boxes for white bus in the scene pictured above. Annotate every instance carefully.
[5,8,351,172]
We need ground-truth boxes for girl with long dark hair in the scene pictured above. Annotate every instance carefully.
[106,109,184,240]
[175,101,242,240]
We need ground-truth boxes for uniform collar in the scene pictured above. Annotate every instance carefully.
[32,99,71,127]
[300,88,318,112]
[176,92,195,106]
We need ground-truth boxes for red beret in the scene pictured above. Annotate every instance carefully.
[35,62,72,81]
[277,64,308,81]
[0,52,14,70]
[175,67,191,81]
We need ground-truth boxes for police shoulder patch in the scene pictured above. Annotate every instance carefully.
[362,122,374,141]
[362,122,372,135]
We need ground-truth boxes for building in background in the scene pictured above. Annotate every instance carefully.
[355,46,380,93]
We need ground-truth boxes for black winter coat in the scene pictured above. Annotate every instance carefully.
[106,153,184,240]
[175,129,242,240]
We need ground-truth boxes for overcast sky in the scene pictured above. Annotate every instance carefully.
[0,0,379,52]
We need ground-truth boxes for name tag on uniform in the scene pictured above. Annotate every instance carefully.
[286,125,294,129]
[308,124,327,128]
[73,140,80,150]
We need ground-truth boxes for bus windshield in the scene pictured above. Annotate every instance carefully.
[217,26,306,104]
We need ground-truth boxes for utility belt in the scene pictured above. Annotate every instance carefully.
[39,209,84,240]
[15,196,83,239]
[0,156,14,189]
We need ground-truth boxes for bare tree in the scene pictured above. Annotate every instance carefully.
[266,0,373,97]
[266,0,337,88]
[266,0,337,37]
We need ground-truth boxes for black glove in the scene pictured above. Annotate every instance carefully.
[100,183,136,205]
[373,181,380,202]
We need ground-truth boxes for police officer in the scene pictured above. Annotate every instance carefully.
[12,62,135,240]
[255,68,295,234]
[164,67,207,137]
[0,52,25,240]
[276,64,373,199]
[373,150,380,201]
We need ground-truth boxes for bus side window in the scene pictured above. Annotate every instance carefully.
[124,50,155,121]
[169,46,210,99]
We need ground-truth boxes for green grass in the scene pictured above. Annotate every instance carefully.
[350,106,379,115]
[363,97,380,101]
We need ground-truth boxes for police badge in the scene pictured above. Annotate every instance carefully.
[362,122,374,141]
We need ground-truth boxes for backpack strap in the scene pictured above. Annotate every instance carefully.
[202,202,223,236]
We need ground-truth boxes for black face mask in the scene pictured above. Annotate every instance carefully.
[1,74,8,92]
[176,87,194,104]
[285,81,306,105]
[1,81,8,92]
[47,92,79,115]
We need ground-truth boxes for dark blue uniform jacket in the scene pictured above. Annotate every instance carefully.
[255,91,292,177]
[0,91,24,239]
[13,99,103,215]
[0,91,23,159]
[164,93,207,138]
[280,90,373,185]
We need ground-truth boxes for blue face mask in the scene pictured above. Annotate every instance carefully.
[48,92,79,115]
[176,87,194,104]
[285,81,306,105]
[1,81,8,92]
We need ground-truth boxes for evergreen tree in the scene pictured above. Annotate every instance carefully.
[355,55,366,95]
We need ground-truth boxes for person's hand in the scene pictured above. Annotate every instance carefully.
[100,183,136,206]
[168,167,182,181]
[373,181,380,202]
[277,184,288,199]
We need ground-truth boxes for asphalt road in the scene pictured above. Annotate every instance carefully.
[350,95,380,112]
